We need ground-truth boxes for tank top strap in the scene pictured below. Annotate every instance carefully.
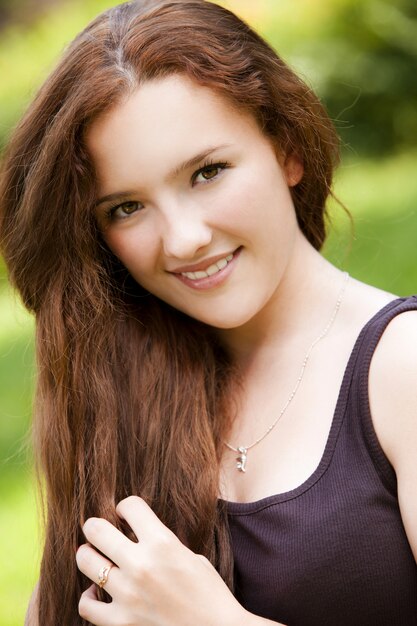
[344,295,417,494]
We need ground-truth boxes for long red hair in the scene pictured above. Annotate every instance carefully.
[0,1,340,623]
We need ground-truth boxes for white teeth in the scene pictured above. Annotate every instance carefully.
[206,264,220,276]
[181,252,235,280]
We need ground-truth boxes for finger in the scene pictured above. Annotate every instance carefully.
[76,544,121,597]
[78,584,113,626]
[116,495,178,543]
[82,517,134,568]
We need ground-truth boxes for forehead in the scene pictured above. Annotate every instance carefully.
[88,73,255,140]
[85,75,263,188]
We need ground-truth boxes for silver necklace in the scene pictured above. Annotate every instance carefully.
[224,272,349,472]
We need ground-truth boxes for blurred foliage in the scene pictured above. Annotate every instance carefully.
[324,149,417,293]
[0,0,55,28]
[0,289,36,626]
[0,0,118,154]
[305,0,417,156]
[1,0,417,155]
[244,0,417,156]
[0,1,416,624]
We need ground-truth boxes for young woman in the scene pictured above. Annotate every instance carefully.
[1,1,416,624]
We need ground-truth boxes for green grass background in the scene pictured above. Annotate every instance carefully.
[1,0,416,624]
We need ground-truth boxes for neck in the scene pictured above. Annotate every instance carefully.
[214,236,345,369]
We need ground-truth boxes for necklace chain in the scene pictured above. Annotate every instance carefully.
[223,272,350,472]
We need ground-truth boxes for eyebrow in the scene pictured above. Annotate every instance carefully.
[168,144,232,179]
[94,144,232,208]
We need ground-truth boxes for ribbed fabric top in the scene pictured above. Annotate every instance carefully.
[221,296,417,626]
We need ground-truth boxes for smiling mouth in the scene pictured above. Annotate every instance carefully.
[179,252,234,280]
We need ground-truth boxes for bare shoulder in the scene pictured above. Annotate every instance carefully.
[340,275,397,334]
[367,305,417,561]
[25,583,39,626]
[368,306,417,469]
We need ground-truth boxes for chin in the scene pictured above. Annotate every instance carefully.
[185,304,261,330]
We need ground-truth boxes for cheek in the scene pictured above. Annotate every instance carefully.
[104,227,157,276]
[210,172,260,229]
[219,167,294,237]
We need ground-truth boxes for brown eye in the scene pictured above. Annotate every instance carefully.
[193,162,229,185]
[121,202,139,214]
[201,166,220,180]
[108,200,142,220]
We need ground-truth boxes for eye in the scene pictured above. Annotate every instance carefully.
[107,200,142,220]
[192,161,230,185]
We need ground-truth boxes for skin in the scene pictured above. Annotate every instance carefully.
[26,74,417,625]
[80,75,301,625]
[90,75,304,333]
[77,496,277,626]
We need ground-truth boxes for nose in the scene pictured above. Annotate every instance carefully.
[160,201,213,260]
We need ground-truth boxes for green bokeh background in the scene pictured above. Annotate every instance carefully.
[0,0,416,623]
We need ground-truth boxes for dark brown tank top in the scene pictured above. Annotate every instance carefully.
[220,296,417,626]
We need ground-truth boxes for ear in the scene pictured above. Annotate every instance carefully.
[282,153,304,187]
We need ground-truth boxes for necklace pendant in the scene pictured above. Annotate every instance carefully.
[236,446,248,472]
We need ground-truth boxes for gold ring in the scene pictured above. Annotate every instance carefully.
[98,564,112,588]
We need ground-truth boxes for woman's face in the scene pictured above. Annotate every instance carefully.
[87,74,303,329]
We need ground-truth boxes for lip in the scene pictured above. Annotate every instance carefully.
[169,249,238,274]
[171,247,241,291]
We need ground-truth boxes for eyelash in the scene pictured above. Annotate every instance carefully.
[104,159,231,221]
[192,159,230,186]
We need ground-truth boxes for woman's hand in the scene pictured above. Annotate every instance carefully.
[76,495,247,626]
